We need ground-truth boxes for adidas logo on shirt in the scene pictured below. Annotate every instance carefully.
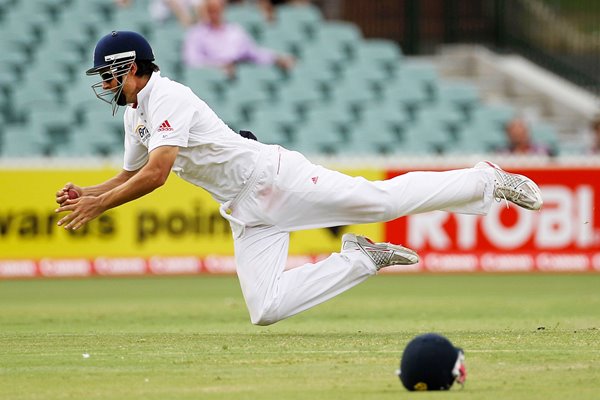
[158,120,173,132]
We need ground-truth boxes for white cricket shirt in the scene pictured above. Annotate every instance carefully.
[123,71,263,203]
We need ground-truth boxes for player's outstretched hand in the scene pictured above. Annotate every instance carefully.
[55,195,106,231]
[56,183,82,206]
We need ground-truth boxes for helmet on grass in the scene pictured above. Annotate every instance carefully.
[397,333,466,391]
[86,31,155,114]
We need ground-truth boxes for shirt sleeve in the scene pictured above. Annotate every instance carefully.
[122,109,149,171]
[147,89,194,152]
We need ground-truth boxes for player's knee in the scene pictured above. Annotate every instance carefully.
[249,302,280,326]
[251,316,277,326]
[250,310,278,326]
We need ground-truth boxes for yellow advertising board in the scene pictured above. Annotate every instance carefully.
[0,167,385,259]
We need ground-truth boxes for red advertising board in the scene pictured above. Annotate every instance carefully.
[384,167,600,272]
[0,255,318,278]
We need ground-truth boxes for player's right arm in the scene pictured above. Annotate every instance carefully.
[56,107,147,206]
[55,169,140,206]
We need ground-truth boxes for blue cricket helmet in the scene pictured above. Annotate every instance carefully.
[397,333,466,391]
[86,30,155,75]
[86,31,155,114]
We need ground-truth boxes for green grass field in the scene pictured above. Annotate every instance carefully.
[1,274,599,400]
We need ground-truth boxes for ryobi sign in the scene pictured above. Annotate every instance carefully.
[385,167,600,272]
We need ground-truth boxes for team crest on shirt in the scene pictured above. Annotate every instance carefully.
[136,124,150,146]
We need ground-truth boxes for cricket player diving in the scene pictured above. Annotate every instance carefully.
[55,31,543,325]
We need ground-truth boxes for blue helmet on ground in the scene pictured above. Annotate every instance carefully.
[397,333,466,391]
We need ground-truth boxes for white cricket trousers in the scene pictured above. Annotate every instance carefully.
[220,145,495,325]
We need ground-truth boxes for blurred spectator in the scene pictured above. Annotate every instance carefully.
[590,114,600,154]
[183,0,295,76]
[496,117,551,156]
[115,0,202,27]
[228,0,313,22]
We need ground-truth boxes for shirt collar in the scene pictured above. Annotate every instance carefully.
[133,71,160,109]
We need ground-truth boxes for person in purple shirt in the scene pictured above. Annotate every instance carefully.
[183,0,294,77]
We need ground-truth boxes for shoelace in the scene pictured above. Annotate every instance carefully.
[493,172,524,209]
[494,187,510,209]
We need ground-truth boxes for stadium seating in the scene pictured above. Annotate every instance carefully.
[313,21,362,59]
[275,2,322,39]
[0,0,564,158]
[225,2,265,37]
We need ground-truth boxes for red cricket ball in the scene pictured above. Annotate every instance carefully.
[67,189,79,200]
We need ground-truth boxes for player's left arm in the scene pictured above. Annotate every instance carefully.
[56,145,179,230]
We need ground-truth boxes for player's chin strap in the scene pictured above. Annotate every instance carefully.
[452,349,467,389]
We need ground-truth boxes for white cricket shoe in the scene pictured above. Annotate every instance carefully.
[341,233,419,270]
[475,161,543,211]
